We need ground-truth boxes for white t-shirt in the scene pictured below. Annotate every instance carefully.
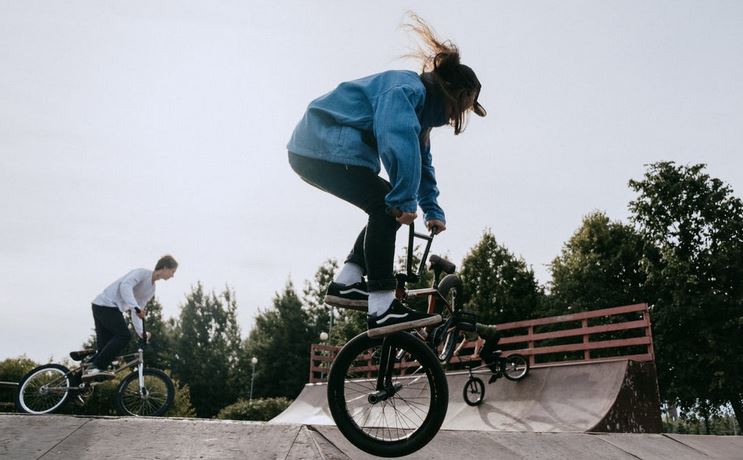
[92,268,155,337]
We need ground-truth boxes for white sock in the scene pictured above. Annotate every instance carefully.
[335,262,364,285]
[368,291,395,317]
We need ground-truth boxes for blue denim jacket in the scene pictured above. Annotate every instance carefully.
[287,70,446,223]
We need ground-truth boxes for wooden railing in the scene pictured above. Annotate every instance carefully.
[309,303,654,383]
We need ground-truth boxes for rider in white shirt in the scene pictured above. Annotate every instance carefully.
[84,255,178,380]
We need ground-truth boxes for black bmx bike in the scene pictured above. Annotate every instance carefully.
[16,317,174,416]
[326,223,529,457]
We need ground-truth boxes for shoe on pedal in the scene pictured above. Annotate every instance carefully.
[324,281,368,308]
[82,366,115,382]
[367,299,442,337]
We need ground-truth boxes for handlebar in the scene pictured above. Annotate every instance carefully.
[401,222,437,284]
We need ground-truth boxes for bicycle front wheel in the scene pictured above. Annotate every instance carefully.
[16,364,72,414]
[463,377,485,406]
[327,331,448,458]
[115,368,174,416]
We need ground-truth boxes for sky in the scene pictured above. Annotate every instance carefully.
[2,1,742,363]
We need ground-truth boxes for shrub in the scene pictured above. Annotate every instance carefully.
[217,397,291,421]
[0,356,39,412]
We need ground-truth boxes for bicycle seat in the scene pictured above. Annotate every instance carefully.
[70,349,96,361]
[429,255,456,274]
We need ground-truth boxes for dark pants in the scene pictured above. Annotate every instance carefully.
[289,152,400,291]
[91,304,131,369]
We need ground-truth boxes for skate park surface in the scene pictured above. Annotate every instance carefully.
[3,360,742,459]
[2,413,742,459]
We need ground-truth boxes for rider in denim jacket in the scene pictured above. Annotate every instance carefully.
[288,14,485,336]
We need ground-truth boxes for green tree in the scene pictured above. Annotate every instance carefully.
[629,161,743,429]
[302,259,338,342]
[459,230,544,324]
[547,211,647,314]
[172,283,242,417]
[239,281,314,400]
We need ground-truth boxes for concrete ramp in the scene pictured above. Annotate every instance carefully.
[271,359,662,433]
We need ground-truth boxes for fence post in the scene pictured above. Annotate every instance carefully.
[528,325,535,366]
[582,319,590,361]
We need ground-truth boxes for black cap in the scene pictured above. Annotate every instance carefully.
[437,63,487,117]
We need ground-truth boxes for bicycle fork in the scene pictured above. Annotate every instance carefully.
[137,348,146,397]
[369,337,402,404]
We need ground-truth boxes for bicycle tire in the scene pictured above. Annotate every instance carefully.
[502,354,529,381]
[327,331,448,458]
[462,377,485,406]
[436,327,459,365]
[115,368,175,416]
[437,274,463,312]
[16,364,72,415]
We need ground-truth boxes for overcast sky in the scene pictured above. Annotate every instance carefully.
[2,1,742,363]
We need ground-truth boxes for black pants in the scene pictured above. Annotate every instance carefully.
[91,304,131,369]
[289,152,400,291]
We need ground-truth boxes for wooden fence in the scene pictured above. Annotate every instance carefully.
[309,303,654,383]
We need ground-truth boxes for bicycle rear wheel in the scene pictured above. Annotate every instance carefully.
[502,354,529,381]
[432,274,464,365]
[115,368,174,416]
[16,364,72,414]
[327,331,448,458]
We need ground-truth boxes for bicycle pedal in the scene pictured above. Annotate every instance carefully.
[488,374,501,384]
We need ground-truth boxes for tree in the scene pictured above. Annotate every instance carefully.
[239,281,314,400]
[459,230,544,324]
[302,259,338,342]
[629,161,743,428]
[547,211,647,315]
[172,283,242,417]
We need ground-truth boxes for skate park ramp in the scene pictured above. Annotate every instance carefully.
[3,413,743,460]
[270,359,663,432]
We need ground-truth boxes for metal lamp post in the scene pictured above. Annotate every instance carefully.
[250,356,258,402]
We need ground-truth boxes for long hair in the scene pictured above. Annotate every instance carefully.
[403,12,475,135]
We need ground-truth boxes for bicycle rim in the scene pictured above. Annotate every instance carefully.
[116,368,174,416]
[17,365,71,414]
[328,331,448,457]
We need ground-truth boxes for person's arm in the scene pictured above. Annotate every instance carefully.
[418,137,446,229]
[373,86,423,216]
[131,308,144,338]
[118,270,146,338]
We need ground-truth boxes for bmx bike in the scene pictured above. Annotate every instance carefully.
[326,222,528,457]
[16,316,174,416]
[461,351,529,406]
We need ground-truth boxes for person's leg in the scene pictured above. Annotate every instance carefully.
[290,152,441,334]
[91,303,112,359]
[289,153,398,290]
[90,305,131,370]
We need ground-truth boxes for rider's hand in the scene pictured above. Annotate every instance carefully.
[396,211,417,225]
[426,219,446,234]
[135,308,146,319]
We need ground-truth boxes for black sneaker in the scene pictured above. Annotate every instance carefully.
[324,281,368,309]
[367,300,442,337]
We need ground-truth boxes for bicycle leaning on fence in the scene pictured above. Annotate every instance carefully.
[326,222,529,457]
[15,315,175,417]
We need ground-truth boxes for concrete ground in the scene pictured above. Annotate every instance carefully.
[2,414,742,459]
